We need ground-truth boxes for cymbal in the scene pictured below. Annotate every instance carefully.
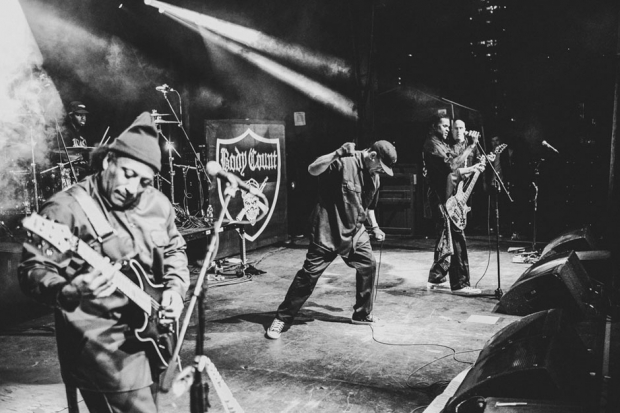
[52,146,94,154]
[154,119,179,124]
[150,112,169,117]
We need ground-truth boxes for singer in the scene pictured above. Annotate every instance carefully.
[266,140,397,339]
[19,113,189,413]
[423,115,485,296]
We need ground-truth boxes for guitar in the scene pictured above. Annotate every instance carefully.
[445,143,507,230]
[22,212,178,373]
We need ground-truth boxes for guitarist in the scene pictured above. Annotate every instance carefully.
[423,116,485,296]
[18,112,190,412]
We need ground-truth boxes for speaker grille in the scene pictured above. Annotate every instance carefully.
[493,251,595,318]
[445,310,590,412]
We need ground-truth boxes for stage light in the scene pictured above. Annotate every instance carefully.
[146,1,356,118]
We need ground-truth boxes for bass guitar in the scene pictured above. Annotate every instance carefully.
[445,143,506,230]
[22,212,178,373]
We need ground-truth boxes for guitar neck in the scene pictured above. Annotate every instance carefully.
[460,169,481,202]
[75,241,153,315]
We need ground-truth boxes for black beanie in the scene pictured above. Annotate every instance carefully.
[109,112,162,173]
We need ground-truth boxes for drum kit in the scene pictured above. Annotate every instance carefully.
[0,109,209,235]
[0,145,93,219]
[150,110,208,228]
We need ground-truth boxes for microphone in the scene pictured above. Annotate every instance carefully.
[542,140,559,154]
[205,161,264,197]
[155,84,171,93]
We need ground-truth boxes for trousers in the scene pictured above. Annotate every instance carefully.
[428,221,471,290]
[275,230,376,324]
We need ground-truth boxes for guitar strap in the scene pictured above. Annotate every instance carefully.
[69,186,117,244]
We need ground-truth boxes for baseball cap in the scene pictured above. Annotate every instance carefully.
[370,140,397,176]
[69,101,89,114]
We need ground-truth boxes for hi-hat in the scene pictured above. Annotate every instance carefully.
[150,112,170,117]
[154,119,179,124]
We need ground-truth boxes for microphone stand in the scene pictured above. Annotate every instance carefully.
[477,141,513,299]
[159,183,238,407]
[439,94,513,298]
[531,159,543,252]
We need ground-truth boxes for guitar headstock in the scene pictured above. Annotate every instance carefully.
[494,143,507,154]
[22,213,75,255]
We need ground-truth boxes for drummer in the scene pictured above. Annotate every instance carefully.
[53,101,91,188]
[65,100,89,147]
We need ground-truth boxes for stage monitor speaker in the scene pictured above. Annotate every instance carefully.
[493,251,596,319]
[444,309,591,413]
[540,226,597,260]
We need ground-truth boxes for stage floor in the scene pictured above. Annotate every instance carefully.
[1,235,618,412]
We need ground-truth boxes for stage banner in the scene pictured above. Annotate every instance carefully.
[205,120,288,250]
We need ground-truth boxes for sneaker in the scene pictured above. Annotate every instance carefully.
[452,286,482,296]
[427,280,451,291]
[351,313,377,325]
[266,318,285,339]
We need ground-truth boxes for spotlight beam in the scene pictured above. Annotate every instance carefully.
[153,2,356,119]
[146,0,350,78]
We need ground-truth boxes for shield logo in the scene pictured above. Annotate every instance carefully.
[215,128,281,242]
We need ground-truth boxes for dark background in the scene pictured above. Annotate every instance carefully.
[15,0,620,241]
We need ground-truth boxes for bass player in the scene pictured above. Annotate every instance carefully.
[19,112,189,412]
[423,115,485,296]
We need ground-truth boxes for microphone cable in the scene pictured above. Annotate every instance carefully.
[373,238,384,304]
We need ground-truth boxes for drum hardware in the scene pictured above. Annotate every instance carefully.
[53,118,80,187]
[149,111,170,117]
[156,86,210,196]
[51,146,94,155]
[99,125,111,146]
[179,164,193,216]
[175,163,206,228]
[40,160,74,175]
[0,220,17,241]
[155,173,171,192]
[154,119,180,124]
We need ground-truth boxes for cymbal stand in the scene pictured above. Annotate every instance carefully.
[28,126,40,212]
[54,118,79,184]
[179,164,194,216]
[195,157,206,218]
[166,141,177,206]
